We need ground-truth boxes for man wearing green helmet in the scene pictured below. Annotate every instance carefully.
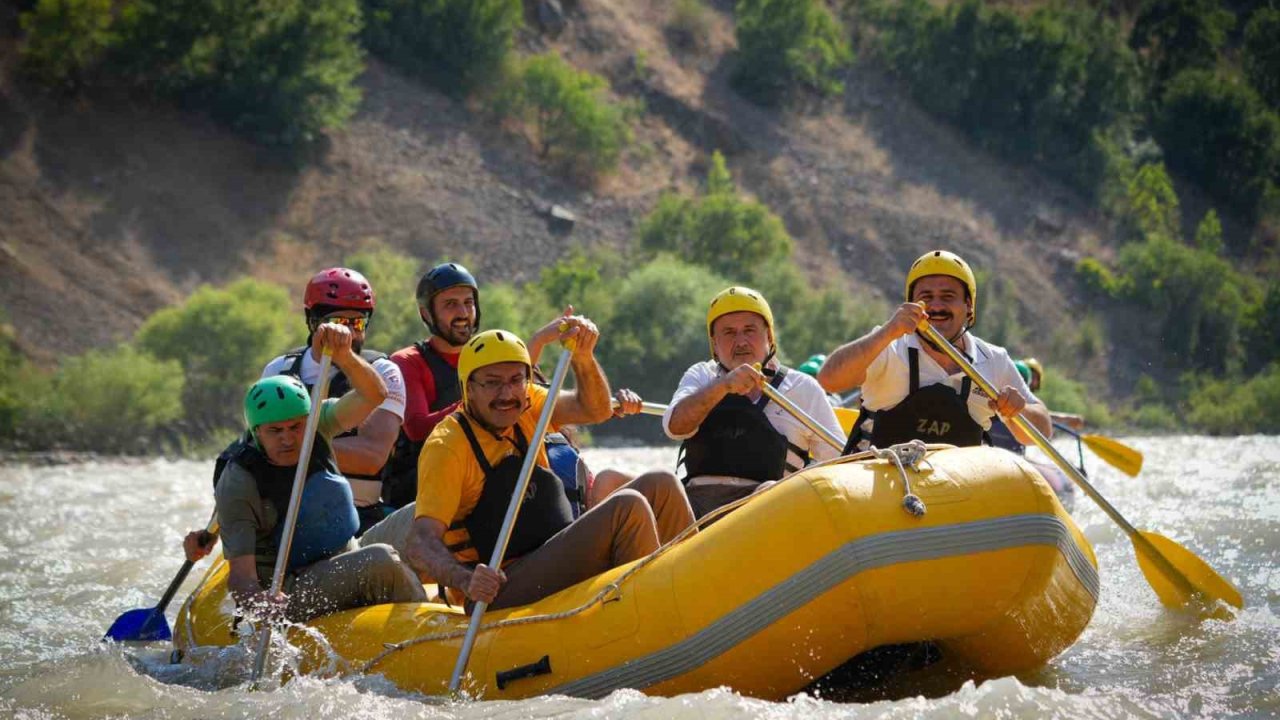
[212,323,425,623]
[819,250,1051,451]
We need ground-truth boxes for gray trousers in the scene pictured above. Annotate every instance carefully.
[283,544,426,623]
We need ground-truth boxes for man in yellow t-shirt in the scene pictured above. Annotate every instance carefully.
[401,322,696,609]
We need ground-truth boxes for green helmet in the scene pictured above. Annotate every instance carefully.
[244,375,311,430]
[798,353,826,378]
[1013,360,1032,385]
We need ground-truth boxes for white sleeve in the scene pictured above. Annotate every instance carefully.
[260,355,289,379]
[663,363,715,441]
[795,377,844,462]
[862,327,892,386]
[373,359,407,420]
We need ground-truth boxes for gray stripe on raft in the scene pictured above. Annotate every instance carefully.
[546,513,1098,699]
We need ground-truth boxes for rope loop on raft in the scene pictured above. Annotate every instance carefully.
[870,440,929,517]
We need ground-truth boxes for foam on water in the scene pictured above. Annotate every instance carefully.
[1,438,1277,719]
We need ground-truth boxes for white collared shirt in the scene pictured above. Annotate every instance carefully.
[860,331,1037,430]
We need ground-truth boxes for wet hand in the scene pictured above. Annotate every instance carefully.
[720,364,765,396]
[182,529,216,562]
[465,564,506,604]
[244,590,289,624]
[990,386,1027,418]
[888,302,928,338]
[612,388,642,418]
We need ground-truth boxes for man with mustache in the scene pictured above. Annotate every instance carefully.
[401,327,695,609]
[818,250,1051,452]
[664,287,844,519]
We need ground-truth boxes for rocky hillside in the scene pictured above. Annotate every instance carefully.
[0,1,1119,389]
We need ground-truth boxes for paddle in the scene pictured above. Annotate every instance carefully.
[917,321,1243,616]
[448,338,578,694]
[756,379,846,451]
[103,515,220,642]
[250,350,334,684]
[1077,429,1143,477]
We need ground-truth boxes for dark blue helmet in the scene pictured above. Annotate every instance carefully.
[417,262,480,333]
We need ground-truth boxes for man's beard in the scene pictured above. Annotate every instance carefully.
[436,318,476,346]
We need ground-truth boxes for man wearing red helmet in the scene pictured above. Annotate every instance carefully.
[258,268,408,535]
[818,251,1051,451]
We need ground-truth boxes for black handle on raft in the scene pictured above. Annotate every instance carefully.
[496,654,552,690]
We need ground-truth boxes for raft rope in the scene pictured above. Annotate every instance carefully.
[870,440,929,517]
[355,488,761,675]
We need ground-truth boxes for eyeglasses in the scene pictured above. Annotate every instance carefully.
[467,376,528,393]
[324,315,368,332]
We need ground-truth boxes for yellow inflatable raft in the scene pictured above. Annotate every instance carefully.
[175,445,1097,700]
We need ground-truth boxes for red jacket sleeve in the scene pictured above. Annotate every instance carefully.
[393,347,460,442]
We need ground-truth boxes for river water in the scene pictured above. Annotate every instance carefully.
[0,436,1277,719]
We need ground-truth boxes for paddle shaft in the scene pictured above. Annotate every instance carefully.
[251,351,334,684]
[915,323,1197,595]
[757,382,845,451]
[448,344,576,694]
[610,399,668,417]
[154,519,219,615]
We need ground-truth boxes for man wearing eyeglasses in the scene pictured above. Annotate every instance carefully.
[398,326,696,609]
[185,268,407,561]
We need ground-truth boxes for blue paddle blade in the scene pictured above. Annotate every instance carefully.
[103,607,172,643]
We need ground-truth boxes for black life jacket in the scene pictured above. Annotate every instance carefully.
[455,414,575,564]
[279,346,388,481]
[212,431,340,511]
[679,367,809,483]
[381,341,462,509]
[843,347,985,451]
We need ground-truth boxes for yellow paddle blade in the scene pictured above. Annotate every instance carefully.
[834,407,859,436]
[1082,434,1143,477]
[1133,531,1243,618]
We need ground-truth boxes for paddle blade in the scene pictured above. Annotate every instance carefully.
[1083,434,1143,477]
[103,607,172,643]
[1133,531,1243,618]
[834,407,859,436]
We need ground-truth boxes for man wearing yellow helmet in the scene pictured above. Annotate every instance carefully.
[818,251,1051,450]
[665,287,844,518]
[400,323,696,609]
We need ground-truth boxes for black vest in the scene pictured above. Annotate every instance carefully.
[680,367,809,482]
[455,414,575,563]
[279,346,388,480]
[987,418,1024,454]
[381,342,462,509]
[212,432,340,523]
[842,347,985,452]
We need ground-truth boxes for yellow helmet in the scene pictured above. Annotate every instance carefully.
[707,286,775,357]
[905,250,978,324]
[457,329,531,406]
[1023,357,1044,382]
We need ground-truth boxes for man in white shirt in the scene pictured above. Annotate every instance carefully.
[665,286,844,518]
[817,250,1051,452]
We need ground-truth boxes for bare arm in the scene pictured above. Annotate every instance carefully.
[227,555,266,607]
[315,323,387,433]
[404,516,505,602]
[331,408,400,476]
[818,303,927,393]
[668,365,764,437]
[1008,399,1054,445]
[548,316,613,426]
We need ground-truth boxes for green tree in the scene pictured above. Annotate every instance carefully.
[1193,209,1224,252]
[1129,0,1234,91]
[731,0,852,106]
[1154,69,1280,227]
[29,346,185,452]
[1185,363,1280,434]
[496,53,635,178]
[136,278,302,432]
[18,0,115,88]
[361,0,521,95]
[1244,281,1280,370]
[637,151,793,284]
[1122,162,1181,242]
[120,0,364,145]
[345,246,424,353]
[1243,8,1280,110]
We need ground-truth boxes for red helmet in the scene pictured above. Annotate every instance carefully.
[303,267,375,314]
